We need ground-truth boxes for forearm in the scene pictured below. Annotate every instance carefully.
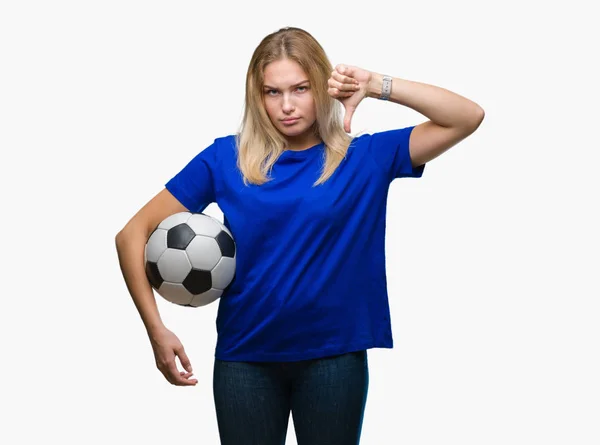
[367,72,484,129]
[115,229,165,336]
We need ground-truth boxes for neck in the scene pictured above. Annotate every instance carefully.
[284,130,321,152]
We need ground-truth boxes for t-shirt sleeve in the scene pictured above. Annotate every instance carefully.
[367,126,425,182]
[165,138,219,212]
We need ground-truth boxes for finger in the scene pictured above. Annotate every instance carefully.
[332,69,359,85]
[180,371,198,384]
[328,79,360,92]
[167,361,196,386]
[329,78,360,92]
[328,87,354,98]
[328,87,354,96]
[176,347,193,373]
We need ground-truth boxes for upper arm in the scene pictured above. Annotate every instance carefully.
[117,188,188,239]
[408,118,483,167]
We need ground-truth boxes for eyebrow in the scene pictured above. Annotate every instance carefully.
[263,80,310,89]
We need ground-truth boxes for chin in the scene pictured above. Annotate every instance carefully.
[279,127,304,137]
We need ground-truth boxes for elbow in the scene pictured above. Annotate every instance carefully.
[115,225,134,247]
[462,106,484,134]
[472,105,485,128]
[115,230,127,250]
[476,105,485,122]
[115,221,149,247]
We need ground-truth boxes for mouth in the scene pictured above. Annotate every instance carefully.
[281,117,300,124]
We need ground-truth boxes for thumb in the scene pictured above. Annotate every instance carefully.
[177,347,193,373]
[343,105,354,133]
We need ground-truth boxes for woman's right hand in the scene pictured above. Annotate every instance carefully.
[149,327,198,386]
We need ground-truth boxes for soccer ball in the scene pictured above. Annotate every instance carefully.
[144,212,236,307]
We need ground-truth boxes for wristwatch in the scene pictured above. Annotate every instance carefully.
[380,75,392,100]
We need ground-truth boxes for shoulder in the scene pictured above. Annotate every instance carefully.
[346,127,414,150]
[354,126,415,163]
[214,134,237,145]
[360,126,415,147]
[211,134,239,155]
[196,134,238,160]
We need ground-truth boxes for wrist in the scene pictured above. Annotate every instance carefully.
[146,320,166,338]
[367,72,384,98]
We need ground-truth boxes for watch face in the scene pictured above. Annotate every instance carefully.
[381,76,392,99]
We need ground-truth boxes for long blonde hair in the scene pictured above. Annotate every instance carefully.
[235,27,353,187]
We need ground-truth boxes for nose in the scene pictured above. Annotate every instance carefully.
[282,92,295,113]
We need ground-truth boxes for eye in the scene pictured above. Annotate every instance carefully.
[264,86,308,96]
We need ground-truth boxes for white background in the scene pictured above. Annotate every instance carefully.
[1,1,598,444]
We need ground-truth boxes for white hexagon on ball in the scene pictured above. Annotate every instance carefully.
[158,212,191,230]
[158,282,193,306]
[186,236,222,270]
[186,213,221,237]
[157,249,192,283]
[211,256,236,290]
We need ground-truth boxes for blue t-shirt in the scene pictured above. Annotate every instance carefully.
[165,126,425,362]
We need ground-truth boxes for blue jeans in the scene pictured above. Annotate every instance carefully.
[212,350,369,445]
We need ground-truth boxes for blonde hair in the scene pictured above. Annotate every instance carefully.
[235,26,353,187]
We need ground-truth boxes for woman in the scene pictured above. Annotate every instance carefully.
[115,26,484,445]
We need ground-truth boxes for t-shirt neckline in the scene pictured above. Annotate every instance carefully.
[280,141,324,159]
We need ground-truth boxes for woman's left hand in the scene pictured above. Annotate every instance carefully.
[327,64,372,133]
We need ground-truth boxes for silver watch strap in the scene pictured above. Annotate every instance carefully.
[380,75,392,100]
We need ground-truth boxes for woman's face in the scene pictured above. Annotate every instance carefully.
[262,58,318,144]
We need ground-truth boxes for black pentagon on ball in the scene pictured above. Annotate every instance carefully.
[145,261,163,289]
[167,223,195,249]
[182,269,212,295]
[216,230,236,258]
